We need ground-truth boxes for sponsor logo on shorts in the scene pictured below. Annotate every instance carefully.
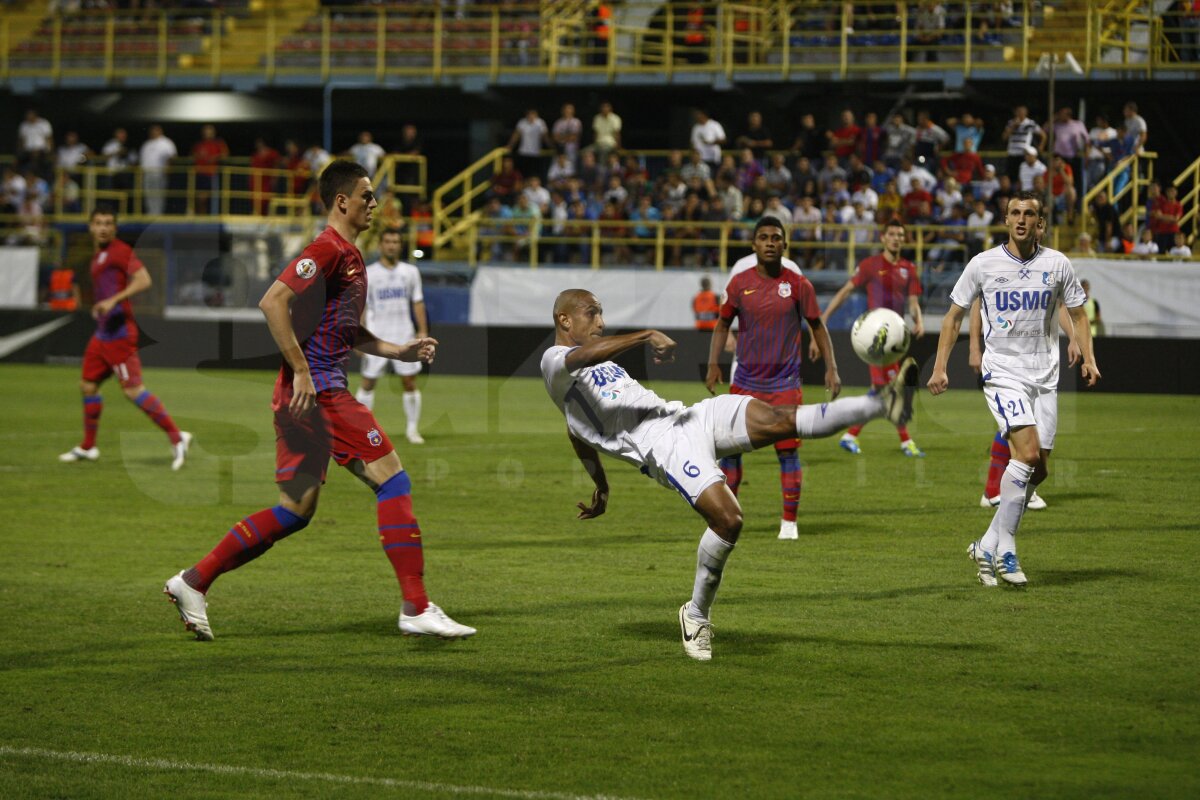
[295,258,318,279]
[367,429,382,447]
[777,282,792,298]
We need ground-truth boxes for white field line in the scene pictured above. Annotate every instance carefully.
[0,746,646,800]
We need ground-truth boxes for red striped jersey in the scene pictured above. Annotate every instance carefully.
[90,238,144,342]
[275,226,367,393]
[850,254,921,314]
[721,266,820,392]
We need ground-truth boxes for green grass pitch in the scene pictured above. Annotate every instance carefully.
[1,363,1197,799]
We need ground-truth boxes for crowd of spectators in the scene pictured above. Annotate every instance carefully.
[479,98,1192,268]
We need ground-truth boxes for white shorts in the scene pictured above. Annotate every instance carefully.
[983,374,1058,450]
[641,394,755,505]
[361,353,422,379]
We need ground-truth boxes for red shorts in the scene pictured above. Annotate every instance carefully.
[274,388,394,483]
[869,361,902,388]
[731,384,803,450]
[82,335,143,388]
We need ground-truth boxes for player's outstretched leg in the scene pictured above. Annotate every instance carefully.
[165,504,311,640]
[375,470,475,639]
[766,358,916,445]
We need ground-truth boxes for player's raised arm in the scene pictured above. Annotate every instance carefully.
[565,329,675,371]
[928,303,966,395]
[259,280,316,418]
[705,316,732,394]
[569,432,609,519]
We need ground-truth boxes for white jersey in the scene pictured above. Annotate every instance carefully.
[950,244,1085,388]
[364,260,423,341]
[541,345,684,470]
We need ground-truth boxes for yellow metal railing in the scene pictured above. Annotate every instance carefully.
[432,147,509,250]
[1083,150,1158,236]
[3,1,1198,86]
[1172,156,1200,238]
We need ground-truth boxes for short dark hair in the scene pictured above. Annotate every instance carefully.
[379,228,403,242]
[883,219,905,234]
[1009,190,1045,218]
[753,215,787,240]
[319,159,369,210]
[89,206,117,223]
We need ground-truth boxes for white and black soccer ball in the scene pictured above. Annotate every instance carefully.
[850,308,911,367]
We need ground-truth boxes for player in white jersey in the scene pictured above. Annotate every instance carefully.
[542,288,917,661]
[356,229,429,444]
[928,192,1100,587]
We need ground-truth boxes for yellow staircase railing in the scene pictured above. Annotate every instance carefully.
[432,147,509,254]
[1082,150,1158,238]
[1172,156,1200,241]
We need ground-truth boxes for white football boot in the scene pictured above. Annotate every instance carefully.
[1026,491,1047,510]
[171,431,193,471]
[399,603,475,638]
[163,571,214,641]
[777,519,799,540]
[405,429,425,445]
[59,446,99,463]
[967,541,998,587]
[996,552,1028,587]
[679,602,713,662]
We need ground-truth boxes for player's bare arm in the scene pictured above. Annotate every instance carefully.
[704,316,733,394]
[569,433,609,520]
[413,300,429,339]
[808,316,842,398]
[259,280,316,418]
[92,267,150,319]
[968,297,983,374]
[564,329,675,371]
[907,293,925,337]
[1057,302,1081,367]
[1067,305,1101,386]
[355,325,438,363]
[809,279,856,361]
[928,303,966,395]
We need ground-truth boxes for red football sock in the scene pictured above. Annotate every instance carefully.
[847,423,864,437]
[82,395,103,449]
[185,505,309,592]
[985,431,1011,499]
[719,455,743,496]
[896,425,911,443]
[134,390,182,444]
[376,471,428,614]
[779,451,801,522]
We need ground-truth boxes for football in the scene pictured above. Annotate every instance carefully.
[850,308,911,367]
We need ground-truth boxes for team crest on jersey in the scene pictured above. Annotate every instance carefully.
[898,268,908,280]
[98,251,108,264]
[1042,272,1056,287]
[777,282,792,298]
[367,428,382,447]
[1018,268,1032,280]
[295,258,317,279]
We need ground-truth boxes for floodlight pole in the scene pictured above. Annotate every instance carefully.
[1045,52,1057,230]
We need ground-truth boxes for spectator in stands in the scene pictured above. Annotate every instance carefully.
[966,197,994,258]
[895,155,935,197]
[790,195,821,266]
[817,153,846,194]
[693,276,719,330]
[250,138,281,216]
[1073,232,1097,255]
[903,177,934,223]
[1151,184,1184,253]
[877,178,902,223]
[734,111,774,162]
[56,131,92,173]
[1002,104,1045,183]
[859,111,885,166]
[844,153,872,191]
[551,103,582,167]
[1049,155,1078,224]
[943,136,985,186]
[851,176,879,213]
[1017,146,1047,192]
[480,196,514,261]
[591,101,622,161]
[870,158,894,194]
[1122,101,1148,155]
[910,0,946,62]
[53,168,81,214]
[883,112,917,169]
[17,109,53,178]
[1168,232,1193,259]
[349,130,385,179]
[841,199,875,250]
[1,166,25,215]
[100,127,134,192]
[509,108,549,179]
[913,110,950,168]
[301,143,332,211]
[827,109,861,166]
[714,173,743,219]
[734,148,763,194]
[791,112,824,162]
[974,162,1000,202]
[690,108,726,172]
[1086,113,1120,189]
[763,152,792,197]
[792,155,818,192]
[1090,190,1121,252]
[930,202,968,270]
[394,124,423,210]
[946,112,984,153]
[547,153,575,191]
[523,174,551,216]
[1182,1,1200,63]
[680,149,712,185]
[490,155,523,205]
[936,177,963,220]
[823,176,851,212]
[511,192,543,261]
[597,196,629,264]
[191,124,229,216]
[1132,227,1159,255]
[139,124,177,216]
[629,194,662,261]
[282,140,308,198]
[1049,106,1088,198]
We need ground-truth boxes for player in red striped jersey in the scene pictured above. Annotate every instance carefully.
[705,217,839,540]
[58,207,191,469]
[811,220,926,456]
[163,161,473,642]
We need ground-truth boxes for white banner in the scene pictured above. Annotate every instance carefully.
[1072,258,1200,338]
[469,266,712,328]
[0,248,39,309]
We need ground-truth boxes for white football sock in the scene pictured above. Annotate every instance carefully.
[986,459,1034,556]
[689,528,734,622]
[356,388,375,410]
[794,394,883,439]
[403,390,422,431]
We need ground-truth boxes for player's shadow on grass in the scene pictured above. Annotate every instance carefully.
[1034,567,1140,586]
[615,622,991,656]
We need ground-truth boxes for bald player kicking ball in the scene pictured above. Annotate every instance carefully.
[542,288,918,661]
